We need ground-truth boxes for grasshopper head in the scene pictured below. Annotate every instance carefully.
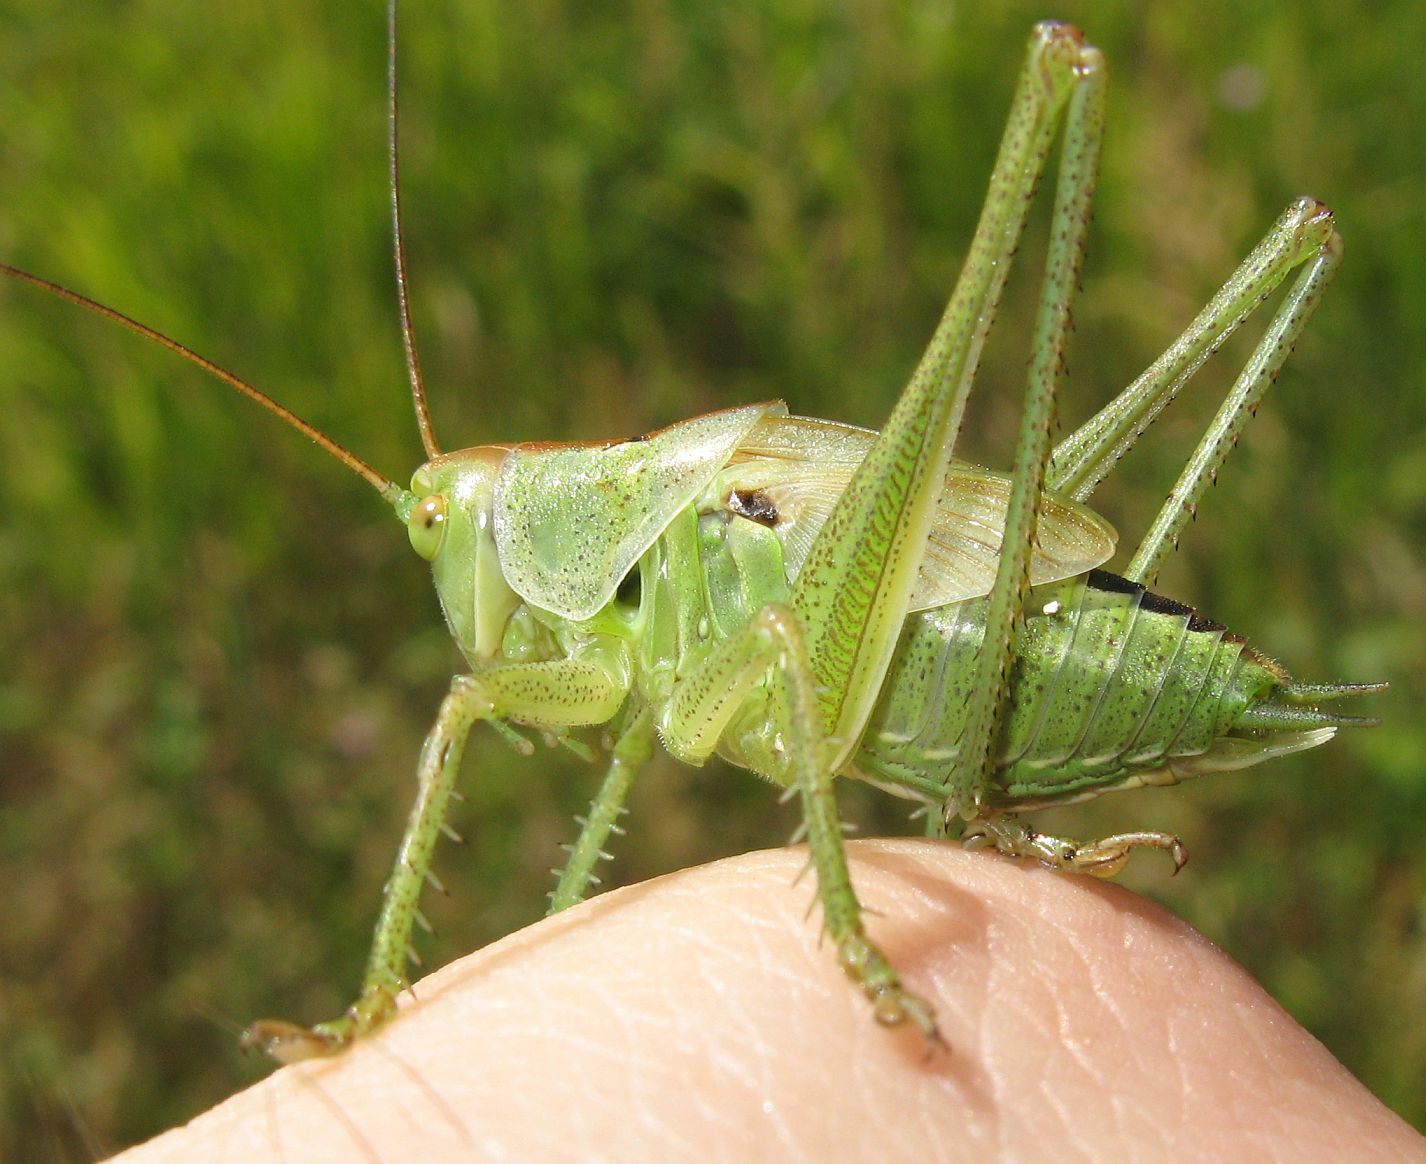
[406,447,520,661]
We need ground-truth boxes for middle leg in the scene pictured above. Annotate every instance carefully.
[660,603,938,1038]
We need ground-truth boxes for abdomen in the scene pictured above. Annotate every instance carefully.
[854,570,1302,811]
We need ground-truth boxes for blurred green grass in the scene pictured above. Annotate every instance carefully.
[1,1,1422,1155]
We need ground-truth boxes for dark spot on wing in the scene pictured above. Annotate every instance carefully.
[727,488,780,527]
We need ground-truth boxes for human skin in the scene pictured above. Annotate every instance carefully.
[112,840,1424,1163]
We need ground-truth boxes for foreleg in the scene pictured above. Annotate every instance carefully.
[245,658,628,1062]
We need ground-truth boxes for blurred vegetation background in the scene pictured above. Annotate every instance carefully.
[0,1,1422,1156]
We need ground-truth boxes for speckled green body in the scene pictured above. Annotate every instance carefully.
[638,488,1328,813]
[855,570,1313,810]
[244,23,1367,1059]
[56,20,1365,1062]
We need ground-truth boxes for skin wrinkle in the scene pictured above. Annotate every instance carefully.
[1104,1022,1173,1159]
[674,879,819,996]
[711,1003,832,1155]
[1193,1013,1261,1153]
[931,872,1042,1158]
[984,895,1064,1081]
[1019,914,1132,1158]
[276,1056,395,1162]
[113,842,1425,1164]
[1101,910,1197,1150]
[576,991,695,1158]
[1163,964,1232,1135]
[602,876,788,1158]
[1155,990,1195,1141]
[742,1039,804,1162]
[1166,959,1324,1161]
[441,932,666,1157]
[358,1044,469,1151]
[1050,927,1113,1081]
[596,952,707,1135]
[672,856,851,1152]
[1228,997,1350,1150]
[1080,908,1185,1131]
[687,1004,770,1141]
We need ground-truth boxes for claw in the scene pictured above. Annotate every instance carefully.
[871,986,944,1052]
[240,1018,349,1064]
[1068,830,1188,877]
[838,932,943,1050]
[241,981,402,1064]
[963,816,1187,878]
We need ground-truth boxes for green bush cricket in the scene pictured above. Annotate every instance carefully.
[1,11,1383,1069]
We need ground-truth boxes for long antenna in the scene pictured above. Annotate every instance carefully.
[388,0,440,457]
[0,263,400,497]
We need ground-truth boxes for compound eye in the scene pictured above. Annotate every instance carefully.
[406,494,448,561]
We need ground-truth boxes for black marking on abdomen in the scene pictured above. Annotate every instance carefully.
[1087,568,1236,640]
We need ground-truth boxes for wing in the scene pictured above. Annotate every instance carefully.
[721,414,1116,610]
[494,401,785,620]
